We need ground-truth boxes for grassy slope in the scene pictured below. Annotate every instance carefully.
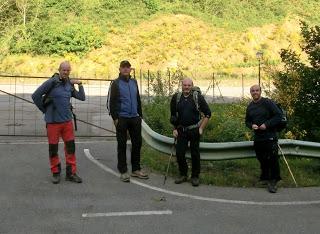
[0,0,319,77]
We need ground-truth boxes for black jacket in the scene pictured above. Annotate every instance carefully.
[245,97,282,141]
[170,91,211,128]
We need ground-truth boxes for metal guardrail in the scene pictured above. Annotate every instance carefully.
[141,120,320,160]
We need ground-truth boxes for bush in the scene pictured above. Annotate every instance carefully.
[28,22,103,55]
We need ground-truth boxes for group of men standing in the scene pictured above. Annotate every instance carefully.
[32,60,283,193]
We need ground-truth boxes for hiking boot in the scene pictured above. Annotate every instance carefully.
[65,174,82,183]
[52,173,60,184]
[120,172,130,182]
[191,177,200,187]
[174,175,187,184]
[131,170,149,179]
[267,180,278,193]
[256,179,268,187]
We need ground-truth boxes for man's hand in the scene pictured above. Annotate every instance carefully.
[259,124,266,130]
[113,119,118,127]
[252,124,259,130]
[70,79,82,85]
[173,129,178,138]
[199,127,203,135]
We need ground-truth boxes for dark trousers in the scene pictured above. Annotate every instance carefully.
[254,140,281,181]
[116,116,142,173]
[176,128,200,178]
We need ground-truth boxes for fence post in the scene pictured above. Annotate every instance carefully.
[212,72,215,102]
[147,70,150,102]
[241,74,244,98]
[140,69,142,95]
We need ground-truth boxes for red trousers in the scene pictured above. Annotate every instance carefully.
[47,121,77,175]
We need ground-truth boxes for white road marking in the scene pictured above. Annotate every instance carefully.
[84,148,320,206]
[82,210,172,218]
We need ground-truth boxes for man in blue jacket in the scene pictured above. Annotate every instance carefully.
[109,60,148,182]
[32,61,85,184]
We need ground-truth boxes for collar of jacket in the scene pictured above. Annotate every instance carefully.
[119,74,131,82]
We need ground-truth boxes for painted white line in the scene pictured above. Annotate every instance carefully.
[82,210,172,218]
[84,148,320,206]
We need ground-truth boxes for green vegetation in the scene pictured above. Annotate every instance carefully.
[0,0,319,77]
[270,22,320,141]
[141,143,320,187]
[144,99,253,142]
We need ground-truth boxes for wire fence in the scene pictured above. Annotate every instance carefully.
[0,71,258,136]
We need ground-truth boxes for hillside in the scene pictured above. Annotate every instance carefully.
[0,0,319,78]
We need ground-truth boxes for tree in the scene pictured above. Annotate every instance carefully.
[272,22,320,141]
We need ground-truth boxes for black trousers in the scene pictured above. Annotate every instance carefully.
[116,116,142,173]
[176,128,200,178]
[254,140,281,181]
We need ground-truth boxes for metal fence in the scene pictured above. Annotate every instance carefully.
[0,72,256,136]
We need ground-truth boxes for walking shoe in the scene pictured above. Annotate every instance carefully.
[174,175,187,184]
[256,179,268,187]
[131,170,149,179]
[52,173,60,184]
[191,177,200,187]
[267,180,277,193]
[120,172,130,182]
[65,174,82,183]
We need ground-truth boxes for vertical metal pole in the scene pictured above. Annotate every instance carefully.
[258,60,261,86]
[140,69,142,95]
[168,69,171,95]
[147,70,150,102]
[212,73,215,102]
[241,74,244,98]
[14,77,16,135]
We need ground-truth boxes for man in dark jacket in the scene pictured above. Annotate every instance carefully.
[170,78,211,186]
[109,60,148,182]
[32,61,85,184]
[245,84,282,193]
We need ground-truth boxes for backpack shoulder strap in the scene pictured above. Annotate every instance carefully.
[192,90,200,112]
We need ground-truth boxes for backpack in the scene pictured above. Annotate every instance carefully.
[175,86,201,119]
[263,99,288,132]
[275,103,288,132]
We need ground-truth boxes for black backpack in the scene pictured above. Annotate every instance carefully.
[275,103,288,132]
[263,99,288,132]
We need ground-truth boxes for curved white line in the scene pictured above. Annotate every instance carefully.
[84,149,320,206]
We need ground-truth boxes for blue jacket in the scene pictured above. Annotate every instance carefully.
[109,75,142,120]
[32,73,86,123]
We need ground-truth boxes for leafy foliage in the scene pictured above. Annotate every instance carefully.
[271,22,320,141]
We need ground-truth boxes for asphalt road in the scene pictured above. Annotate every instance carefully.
[0,137,319,234]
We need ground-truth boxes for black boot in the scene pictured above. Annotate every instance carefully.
[174,175,187,184]
[52,173,60,184]
[191,177,199,187]
[65,173,82,183]
[267,180,278,193]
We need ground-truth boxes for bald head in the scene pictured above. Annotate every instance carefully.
[58,61,71,80]
[250,84,262,102]
[182,78,193,96]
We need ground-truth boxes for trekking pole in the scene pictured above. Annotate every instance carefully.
[163,138,176,185]
[278,144,298,187]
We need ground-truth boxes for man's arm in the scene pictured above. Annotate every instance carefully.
[109,80,119,121]
[198,94,211,134]
[70,80,85,101]
[262,99,282,129]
